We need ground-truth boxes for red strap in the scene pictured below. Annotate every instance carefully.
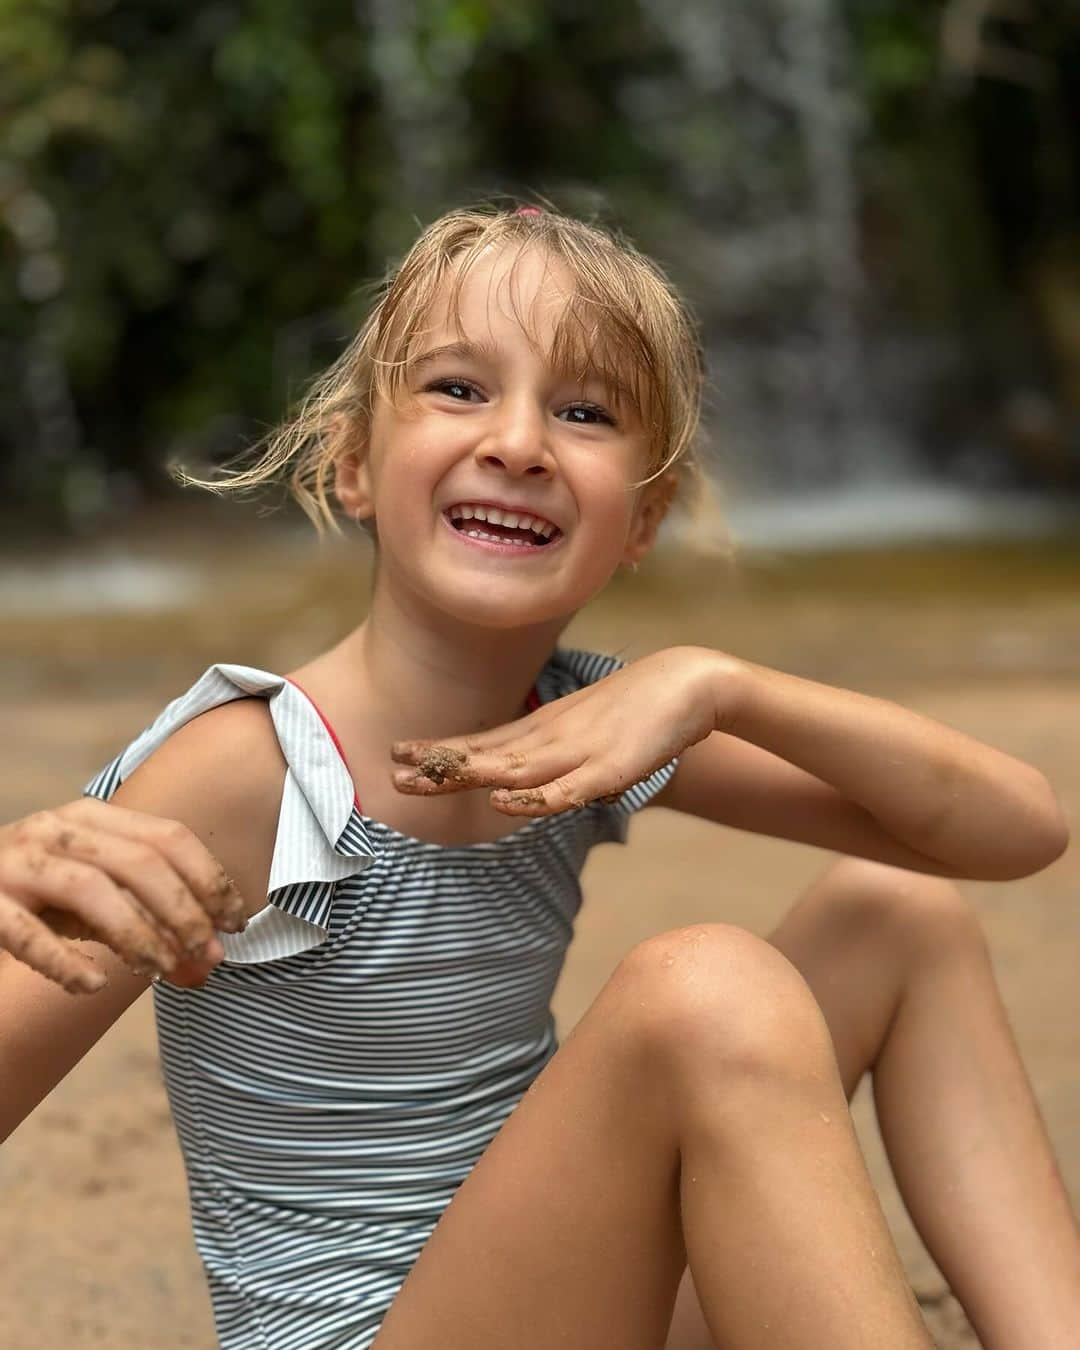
[285,677,362,812]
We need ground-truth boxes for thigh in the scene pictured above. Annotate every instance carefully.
[665,1266,717,1350]
[372,966,687,1350]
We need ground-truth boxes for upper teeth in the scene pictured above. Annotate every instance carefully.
[447,504,558,537]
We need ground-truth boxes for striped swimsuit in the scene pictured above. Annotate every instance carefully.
[84,646,677,1349]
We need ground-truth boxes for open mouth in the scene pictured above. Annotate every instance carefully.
[443,504,562,549]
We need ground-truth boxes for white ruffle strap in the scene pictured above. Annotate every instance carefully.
[83,664,379,964]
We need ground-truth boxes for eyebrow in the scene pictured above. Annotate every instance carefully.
[407,339,639,412]
[408,340,499,373]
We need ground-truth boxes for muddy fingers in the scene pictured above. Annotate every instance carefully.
[1,849,177,975]
[50,801,248,935]
[42,820,222,954]
[0,892,106,994]
[0,798,247,992]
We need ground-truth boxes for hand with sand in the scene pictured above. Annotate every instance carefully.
[0,798,247,993]
[391,646,732,813]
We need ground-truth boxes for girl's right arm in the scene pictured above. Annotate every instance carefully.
[0,696,287,1141]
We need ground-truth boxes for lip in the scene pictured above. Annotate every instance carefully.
[439,508,566,558]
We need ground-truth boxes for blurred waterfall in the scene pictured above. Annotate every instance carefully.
[777,0,868,473]
[631,0,899,495]
[719,0,872,480]
[623,0,1080,545]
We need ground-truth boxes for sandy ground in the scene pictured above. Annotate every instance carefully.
[1,513,1078,1348]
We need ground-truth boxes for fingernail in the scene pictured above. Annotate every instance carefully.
[136,948,169,975]
[199,936,225,963]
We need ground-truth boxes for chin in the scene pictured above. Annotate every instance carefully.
[438,588,569,631]
[422,566,592,628]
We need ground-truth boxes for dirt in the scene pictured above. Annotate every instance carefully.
[502,789,549,807]
[1,518,1078,1348]
[416,744,470,784]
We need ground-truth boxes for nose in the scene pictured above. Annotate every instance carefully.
[473,395,554,479]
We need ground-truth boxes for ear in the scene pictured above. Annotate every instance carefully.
[331,415,375,526]
[622,472,677,566]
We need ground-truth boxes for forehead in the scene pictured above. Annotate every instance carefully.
[405,243,645,413]
[417,244,573,351]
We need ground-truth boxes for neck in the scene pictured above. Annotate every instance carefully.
[327,579,571,745]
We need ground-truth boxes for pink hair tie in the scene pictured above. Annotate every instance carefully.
[515,206,543,217]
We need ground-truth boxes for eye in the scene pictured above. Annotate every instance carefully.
[560,403,615,427]
[427,377,482,402]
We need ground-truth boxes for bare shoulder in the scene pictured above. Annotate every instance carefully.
[112,696,288,919]
[0,699,289,1140]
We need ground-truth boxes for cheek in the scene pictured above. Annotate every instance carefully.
[583,466,640,540]
[372,436,445,520]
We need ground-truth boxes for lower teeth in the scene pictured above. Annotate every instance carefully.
[463,529,535,547]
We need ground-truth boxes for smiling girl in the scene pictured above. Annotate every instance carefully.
[1,204,1077,1350]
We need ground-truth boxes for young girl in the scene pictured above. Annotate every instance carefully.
[1,204,1077,1350]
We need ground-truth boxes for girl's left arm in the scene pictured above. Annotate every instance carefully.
[653,651,1069,881]
[391,646,1069,881]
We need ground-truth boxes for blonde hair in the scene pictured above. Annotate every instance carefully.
[174,201,727,551]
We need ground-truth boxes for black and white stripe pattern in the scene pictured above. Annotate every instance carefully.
[84,648,677,1348]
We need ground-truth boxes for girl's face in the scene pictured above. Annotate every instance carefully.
[339,245,671,630]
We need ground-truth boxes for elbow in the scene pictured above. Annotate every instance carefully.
[932,769,1071,882]
[1025,771,1070,872]
[1024,806,1070,875]
[991,775,1071,880]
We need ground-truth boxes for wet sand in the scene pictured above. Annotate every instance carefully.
[1,511,1078,1347]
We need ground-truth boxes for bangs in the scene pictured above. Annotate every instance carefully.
[544,297,657,424]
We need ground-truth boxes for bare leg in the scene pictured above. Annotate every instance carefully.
[667,859,1080,1350]
[374,923,931,1349]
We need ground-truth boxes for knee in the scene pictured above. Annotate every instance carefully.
[612,924,836,1087]
[807,857,989,965]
